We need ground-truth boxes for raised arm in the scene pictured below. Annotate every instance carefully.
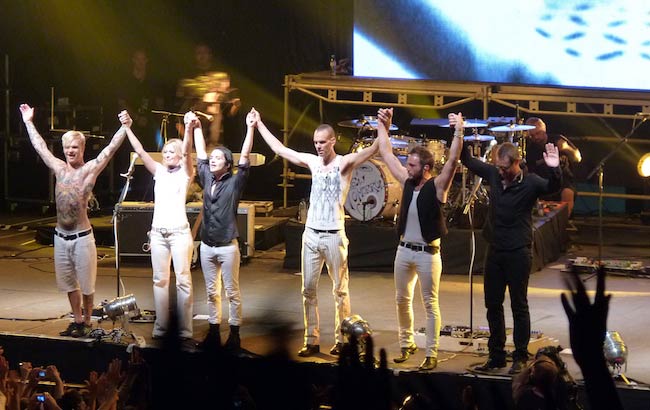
[123,113,157,175]
[19,104,64,170]
[192,112,208,160]
[181,112,195,177]
[86,111,129,177]
[435,112,464,202]
[340,129,380,176]
[239,109,255,165]
[376,108,407,184]
[540,142,562,194]
[250,108,311,168]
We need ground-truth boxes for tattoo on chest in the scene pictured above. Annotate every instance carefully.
[55,169,94,225]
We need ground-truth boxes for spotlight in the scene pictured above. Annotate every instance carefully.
[103,294,140,322]
[341,314,372,341]
[604,330,630,383]
[638,153,650,177]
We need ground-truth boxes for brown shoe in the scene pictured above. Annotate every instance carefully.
[297,344,320,357]
[329,342,343,356]
[393,344,418,363]
[508,359,527,375]
[418,356,437,371]
[473,358,507,372]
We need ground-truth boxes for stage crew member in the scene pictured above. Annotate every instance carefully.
[124,111,196,340]
[376,108,464,371]
[250,108,378,357]
[19,104,130,338]
[193,109,255,351]
[462,140,561,374]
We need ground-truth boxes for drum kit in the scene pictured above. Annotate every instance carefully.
[338,115,535,224]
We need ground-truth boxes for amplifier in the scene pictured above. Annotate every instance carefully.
[115,201,255,259]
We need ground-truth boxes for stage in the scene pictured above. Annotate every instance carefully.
[283,201,569,274]
[1,210,649,409]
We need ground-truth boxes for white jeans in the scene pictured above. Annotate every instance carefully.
[200,240,241,326]
[301,228,350,346]
[149,228,194,339]
[394,245,442,358]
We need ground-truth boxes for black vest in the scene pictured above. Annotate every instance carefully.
[397,178,447,242]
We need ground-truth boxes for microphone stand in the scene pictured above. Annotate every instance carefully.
[584,115,647,277]
[113,153,139,297]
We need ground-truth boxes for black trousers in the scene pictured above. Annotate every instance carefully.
[483,246,532,362]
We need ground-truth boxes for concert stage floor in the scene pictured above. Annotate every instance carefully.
[1,211,650,408]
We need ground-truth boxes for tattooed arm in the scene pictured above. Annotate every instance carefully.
[85,111,130,178]
[19,104,65,170]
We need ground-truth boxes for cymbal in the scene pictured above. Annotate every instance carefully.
[489,124,535,132]
[464,134,495,142]
[338,117,398,131]
[440,120,488,128]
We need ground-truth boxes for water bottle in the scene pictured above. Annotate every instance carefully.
[329,55,336,76]
[298,199,307,223]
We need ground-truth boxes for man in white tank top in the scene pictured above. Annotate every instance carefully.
[251,108,378,357]
[377,108,464,371]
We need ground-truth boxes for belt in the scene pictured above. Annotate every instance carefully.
[399,241,439,254]
[204,239,237,248]
[310,228,340,234]
[55,228,92,241]
[151,224,189,236]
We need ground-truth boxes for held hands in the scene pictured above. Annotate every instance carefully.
[246,108,257,128]
[377,108,393,130]
[249,107,261,124]
[183,111,200,128]
[19,104,35,123]
[118,110,132,128]
[448,112,464,131]
[542,143,560,167]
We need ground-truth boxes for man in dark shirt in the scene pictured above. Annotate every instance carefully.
[192,109,254,351]
[525,117,581,216]
[461,141,561,374]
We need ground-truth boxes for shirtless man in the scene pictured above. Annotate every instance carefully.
[19,104,130,337]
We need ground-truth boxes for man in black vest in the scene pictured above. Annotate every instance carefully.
[376,108,464,371]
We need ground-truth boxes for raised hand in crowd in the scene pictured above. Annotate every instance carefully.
[44,365,64,400]
[561,266,623,410]
[334,335,391,410]
[27,392,61,410]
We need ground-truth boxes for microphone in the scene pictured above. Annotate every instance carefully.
[362,197,376,206]
[194,110,214,121]
[636,112,650,116]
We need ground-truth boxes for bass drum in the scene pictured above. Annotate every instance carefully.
[345,159,402,221]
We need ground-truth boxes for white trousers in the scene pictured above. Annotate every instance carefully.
[53,232,97,295]
[149,229,194,339]
[200,241,241,326]
[394,245,442,358]
[301,228,350,346]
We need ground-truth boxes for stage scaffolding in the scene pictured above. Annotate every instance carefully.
[280,72,650,208]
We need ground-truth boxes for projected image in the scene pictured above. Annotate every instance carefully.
[353,0,650,91]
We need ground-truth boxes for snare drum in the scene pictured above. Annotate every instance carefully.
[345,159,402,221]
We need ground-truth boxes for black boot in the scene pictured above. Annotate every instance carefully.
[224,325,241,351]
[197,323,221,350]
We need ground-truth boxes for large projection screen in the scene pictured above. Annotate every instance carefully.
[353,0,650,91]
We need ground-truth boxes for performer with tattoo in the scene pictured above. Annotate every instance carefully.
[19,104,130,338]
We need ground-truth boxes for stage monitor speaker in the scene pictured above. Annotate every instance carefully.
[115,201,255,260]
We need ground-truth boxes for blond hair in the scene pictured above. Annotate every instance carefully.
[61,131,86,148]
[162,138,184,157]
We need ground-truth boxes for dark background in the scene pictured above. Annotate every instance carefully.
[1,0,648,214]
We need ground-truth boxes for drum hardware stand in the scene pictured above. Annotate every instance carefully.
[582,115,647,281]
[112,153,139,297]
[151,110,184,145]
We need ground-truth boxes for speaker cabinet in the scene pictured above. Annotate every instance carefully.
[115,201,255,259]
